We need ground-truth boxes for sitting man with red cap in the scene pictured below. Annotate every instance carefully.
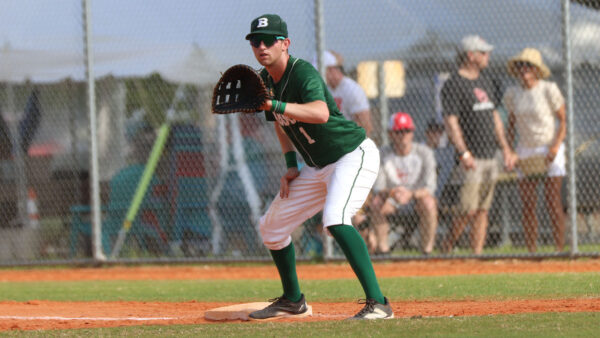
[356,112,438,255]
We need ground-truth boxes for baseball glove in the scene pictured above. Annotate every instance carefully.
[212,64,270,114]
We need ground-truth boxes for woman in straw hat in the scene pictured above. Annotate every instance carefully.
[503,47,566,253]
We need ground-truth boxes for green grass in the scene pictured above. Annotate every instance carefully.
[2,272,599,302]
[3,313,599,337]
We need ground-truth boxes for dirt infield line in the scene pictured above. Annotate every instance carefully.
[1,298,600,331]
[0,316,180,321]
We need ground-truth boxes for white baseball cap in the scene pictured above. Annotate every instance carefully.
[460,35,494,53]
[323,50,339,68]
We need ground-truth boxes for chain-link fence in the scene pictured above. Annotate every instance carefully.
[1,0,599,265]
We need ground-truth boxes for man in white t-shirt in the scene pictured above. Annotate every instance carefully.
[357,112,438,255]
[324,50,373,136]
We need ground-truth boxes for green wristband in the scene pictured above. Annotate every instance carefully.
[284,151,297,168]
[271,99,286,115]
[276,102,287,115]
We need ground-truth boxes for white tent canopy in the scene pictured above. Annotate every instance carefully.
[0,41,226,85]
[159,43,227,86]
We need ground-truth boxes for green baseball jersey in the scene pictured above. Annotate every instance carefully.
[261,56,366,168]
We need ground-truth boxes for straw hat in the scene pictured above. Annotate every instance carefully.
[507,47,551,79]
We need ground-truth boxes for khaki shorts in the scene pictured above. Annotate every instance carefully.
[452,157,499,213]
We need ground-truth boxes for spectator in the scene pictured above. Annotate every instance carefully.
[504,47,566,252]
[359,112,437,255]
[440,35,517,255]
[323,50,373,136]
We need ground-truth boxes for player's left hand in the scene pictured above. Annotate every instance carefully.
[280,167,300,198]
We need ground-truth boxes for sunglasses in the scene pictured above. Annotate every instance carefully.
[249,35,285,48]
[515,61,534,69]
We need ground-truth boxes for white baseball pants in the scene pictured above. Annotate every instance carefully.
[259,138,380,250]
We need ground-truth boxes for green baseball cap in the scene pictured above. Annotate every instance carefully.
[245,14,288,40]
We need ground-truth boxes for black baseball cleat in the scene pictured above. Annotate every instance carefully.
[249,294,309,320]
[347,297,394,320]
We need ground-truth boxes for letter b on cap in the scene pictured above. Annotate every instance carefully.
[257,17,268,28]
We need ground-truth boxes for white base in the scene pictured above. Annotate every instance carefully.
[205,302,313,321]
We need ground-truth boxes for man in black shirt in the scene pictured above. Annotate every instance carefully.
[441,35,517,255]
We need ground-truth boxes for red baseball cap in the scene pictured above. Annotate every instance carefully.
[389,112,415,131]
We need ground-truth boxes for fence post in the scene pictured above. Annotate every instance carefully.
[82,0,105,261]
[562,0,577,255]
[314,0,326,79]
[313,0,333,260]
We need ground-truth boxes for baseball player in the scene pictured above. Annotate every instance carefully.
[245,14,393,320]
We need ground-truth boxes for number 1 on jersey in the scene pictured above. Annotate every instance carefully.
[299,127,316,144]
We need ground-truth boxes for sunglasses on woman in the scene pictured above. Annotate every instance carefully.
[249,35,285,48]
[515,61,534,69]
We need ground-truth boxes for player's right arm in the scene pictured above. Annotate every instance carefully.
[260,61,331,124]
[275,123,300,198]
[261,100,329,124]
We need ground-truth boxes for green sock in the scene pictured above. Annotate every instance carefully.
[328,224,385,304]
[269,242,302,302]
